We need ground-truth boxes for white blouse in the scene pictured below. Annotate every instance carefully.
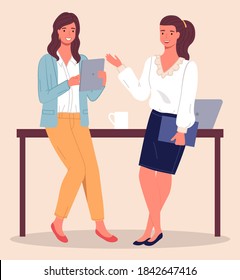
[57,52,80,113]
[118,56,198,133]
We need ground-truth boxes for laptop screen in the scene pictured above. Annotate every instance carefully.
[194,99,223,129]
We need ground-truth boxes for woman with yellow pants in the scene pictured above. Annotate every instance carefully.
[38,12,117,243]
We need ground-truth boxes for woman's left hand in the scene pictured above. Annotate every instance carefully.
[98,71,107,86]
[171,132,186,146]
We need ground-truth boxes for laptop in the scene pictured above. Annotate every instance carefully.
[194,99,223,128]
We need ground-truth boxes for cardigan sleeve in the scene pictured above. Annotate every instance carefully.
[176,61,198,133]
[87,87,105,101]
[118,57,152,101]
[38,55,70,104]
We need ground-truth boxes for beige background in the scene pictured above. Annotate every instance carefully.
[1,0,240,259]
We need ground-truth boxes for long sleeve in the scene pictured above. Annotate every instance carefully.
[118,57,152,101]
[38,56,70,104]
[176,61,198,133]
[86,87,105,102]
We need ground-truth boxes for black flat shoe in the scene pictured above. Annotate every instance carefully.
[144,233,163,246]
[133,238,150,246]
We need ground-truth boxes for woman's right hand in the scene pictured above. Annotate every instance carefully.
[106,54,122,67]
[68,74,80,87]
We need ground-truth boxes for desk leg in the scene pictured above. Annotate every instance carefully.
[215,136,221,237]
[20,137,26,237]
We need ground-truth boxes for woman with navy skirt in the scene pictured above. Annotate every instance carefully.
[106,15,198,246]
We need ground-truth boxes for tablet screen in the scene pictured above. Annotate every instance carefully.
[80,58,105,91]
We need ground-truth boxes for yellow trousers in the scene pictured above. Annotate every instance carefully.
[46,113,104,220]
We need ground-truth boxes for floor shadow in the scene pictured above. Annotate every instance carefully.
[11,230,229,249]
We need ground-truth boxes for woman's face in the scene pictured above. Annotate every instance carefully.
[160,25,180,48]
[58,22,77,45]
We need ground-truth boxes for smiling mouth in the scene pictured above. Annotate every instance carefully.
[164,40,170,43]
[66,38,72,41]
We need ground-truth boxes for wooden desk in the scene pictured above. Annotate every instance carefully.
[16,128,223,237]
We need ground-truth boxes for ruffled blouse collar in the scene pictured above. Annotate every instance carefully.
[154,56,184,78]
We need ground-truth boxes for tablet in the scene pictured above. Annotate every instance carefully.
[158,116,199,147]
[80,58,105,91]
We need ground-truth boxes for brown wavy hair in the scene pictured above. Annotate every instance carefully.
[160,15,195,60]
[47,12,81,63]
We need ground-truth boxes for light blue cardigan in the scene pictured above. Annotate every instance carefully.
[38,54,104,127]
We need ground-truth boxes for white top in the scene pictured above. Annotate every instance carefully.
[118,56,198,133]
[57,52,80,113]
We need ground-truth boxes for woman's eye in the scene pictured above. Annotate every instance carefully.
[72,30,75,32]
[161,32,164,35]
[171,32,173,35]
[63,30,65,32]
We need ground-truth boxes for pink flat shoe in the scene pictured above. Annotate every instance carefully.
[95,229,118,242]
[51,223,68,243]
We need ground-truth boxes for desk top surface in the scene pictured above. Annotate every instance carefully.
[17,128,224,138]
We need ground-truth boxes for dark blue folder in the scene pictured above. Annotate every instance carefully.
[158,116,199,147]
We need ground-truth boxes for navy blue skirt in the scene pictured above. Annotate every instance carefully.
[139,110,185,174]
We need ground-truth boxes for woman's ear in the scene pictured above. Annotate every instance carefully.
[176,32,180,39]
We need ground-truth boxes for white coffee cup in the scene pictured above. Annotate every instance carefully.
[108,112,128,129]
